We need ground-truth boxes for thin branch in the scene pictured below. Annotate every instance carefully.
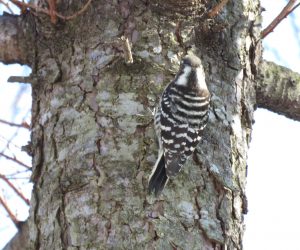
[0,0,14,13]
[10,0,53,15]
[0,194,19,227]
[0,174,30,205]
[207,0,229,18]
[0,118,30,129]
[0,135,22,150]
[4,169,31,178]
[288,3,300,16]
[261,0,300,39]
[7,75,33,83]
[9,0,92,22]
[1,131,21,154]
[0,152,31,169]
[56,0,92,21]
[47,0,57,24]
[3,176,30,179]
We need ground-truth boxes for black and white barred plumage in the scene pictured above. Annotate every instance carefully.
[148,54,210,196]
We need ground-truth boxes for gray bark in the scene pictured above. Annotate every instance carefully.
[258,60,300,121]
[0,13,34,65]
[3,221,29,250]
[1,0,262,249]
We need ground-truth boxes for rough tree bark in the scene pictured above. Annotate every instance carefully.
[0,13,28,64]
[1,0,298,249]
[257,61,300,121]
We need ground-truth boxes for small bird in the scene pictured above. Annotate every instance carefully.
[148,53,211,196]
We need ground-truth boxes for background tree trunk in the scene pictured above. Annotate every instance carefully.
[2,0,262,249]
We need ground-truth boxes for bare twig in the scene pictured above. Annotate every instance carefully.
[56,0,92,21]
[261,0,300,39]
[8,75,36,84]
[119,36,133,64]
[207,0,229,18]
[0,118,30,129]
[9,0,92,22]
[3,176,30,179]
[47,0,57,24]
[0,135,21,150]
[0,174,30,205]
[0,194,19,227]
[21,121,30,129]
[3,169,31,178]
[0,152,31,169]
[10,0,48,14]
[0,0,14,13]
[287,3,300,18]
[7,76,29,83]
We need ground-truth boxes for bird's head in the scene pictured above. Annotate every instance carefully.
[182,54,203,69]
[175,53,207,91]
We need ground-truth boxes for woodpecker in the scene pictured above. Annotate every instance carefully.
[148,53,210,196]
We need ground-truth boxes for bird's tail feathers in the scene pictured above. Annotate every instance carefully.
[148,152,168,196]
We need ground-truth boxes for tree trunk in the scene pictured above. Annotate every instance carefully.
[1,0,262,249]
